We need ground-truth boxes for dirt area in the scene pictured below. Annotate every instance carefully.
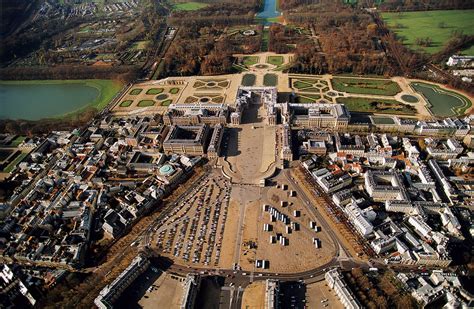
[306,280,344,309]
[237,175,336,273]
[219,200,240,269]
[138,272,185,309]
[291,167,363,260]
[241,281,266,309]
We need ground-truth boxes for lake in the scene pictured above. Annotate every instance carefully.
[257,0,280,21]
[0,82,101,120]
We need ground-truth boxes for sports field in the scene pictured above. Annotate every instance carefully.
[172,1,208,11]
[331,77,401,96]
[382,10,474,54]
[411,82,472,117]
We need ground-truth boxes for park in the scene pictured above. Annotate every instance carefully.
[382,10,474,54]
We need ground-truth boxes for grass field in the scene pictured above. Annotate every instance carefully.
[173,1,208,11]
[295,94,321,103]
[263,74,278,86]
[137,100,155,107]
[169,88,180,94]
[242,74,256,86]
[162,99,173,106]
[9,136,26,147]
[243,56,259,67]
[3,152,28,173]
[411,82,472,117]
[261,28,269,52]
[336,97,416,115]
[371,116,396,125]
[382,10,474,54]
[130,88,143,95]
[267,56,284,66]
[331,78,401,96]
[119,100,133,108]
[146,88,164,95]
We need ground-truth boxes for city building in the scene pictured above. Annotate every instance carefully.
[163,125,209,156]
[163,103,229,126]
[94,255,150,309]
[325,269,361,309]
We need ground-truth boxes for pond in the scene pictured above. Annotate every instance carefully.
[0,80,117,121]
[257,0,280,22]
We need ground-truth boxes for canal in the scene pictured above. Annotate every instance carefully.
[257,0,281,22]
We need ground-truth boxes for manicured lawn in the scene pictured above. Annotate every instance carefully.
[299,87,322,93]
[130,88,143,95]
[411,82,472,117]
[267,56,284,66]
[119,100,133,107]
[169,88,180,94]
[331,78,401,96]
[382,10,474,54]
[146,88,164,95]
[371,116,396,125]
[3,152,27,173]
[9,136,26,147]
[295,94,321,103]
[336,97,416,115]
[161,99,173,106]
[173,1,208,11]
[293,80,313,89]
[261,28,269,52]
[263,74,278,86]
[243,56,259,67]
[242,74,256,86]
[132,40,149,50]
[137,100,155,107]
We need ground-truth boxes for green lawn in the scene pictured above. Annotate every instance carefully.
[371,116,396,125]
[411,82,472,117]
[119,100,133,107]
[161,99,173,106]
[242,74,256,86]
[3,152,27,173]
[146,88,164,95]
[173,1,208,11]
[137,100,155,107]
[130,88,143,95]
[132,40,149,50]
[261,28,269,52]
[336,97,416,115]
[169,88,180,94]
[243,56,259,67]
[331,78,401,96]
[9,136,26,147]
[296,94,321,103]
[293,81,313,89]
[263,74,278,86]
[382,10,474,54]
[267,56,284,66]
